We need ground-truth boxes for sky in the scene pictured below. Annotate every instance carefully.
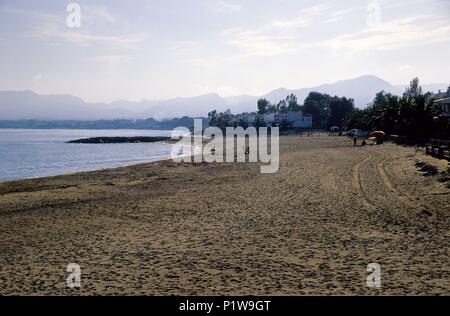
[0,0,449,103]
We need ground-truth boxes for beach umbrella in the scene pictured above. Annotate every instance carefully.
[368,131,385,138]
[347,129,367,137]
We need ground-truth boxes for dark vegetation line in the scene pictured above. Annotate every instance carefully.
[343,78,449,141]
[208,78,449,141]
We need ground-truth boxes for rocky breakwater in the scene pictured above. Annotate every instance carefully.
[67,136,173,144]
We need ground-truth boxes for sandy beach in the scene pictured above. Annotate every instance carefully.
[0,136,448,295]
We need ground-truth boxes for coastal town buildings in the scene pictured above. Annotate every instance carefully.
[434,87,450,117]
[240,111,312,128]
[211,110,313,129]
[286,112,313,128]
[266,112,312,128]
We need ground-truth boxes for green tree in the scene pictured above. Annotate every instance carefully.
[408,93,437,140]
[403,77,422,99]
[353,77,444,141]
[277,100,288,113]
[207,110,218,127]
[368,91,400,134]
[326,96,354,129]
[267,103,278,113]
[208,109,234,130]
[257,98,270,114]
[253,116,266,128]
[286,94,302,112]
[343,108,370,131]
[303,92,331,128]
[238,117,249,129]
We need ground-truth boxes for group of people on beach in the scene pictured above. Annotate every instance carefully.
[353,136,385,146]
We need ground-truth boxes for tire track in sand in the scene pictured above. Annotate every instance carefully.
[376,158,428,216]
[352,156,375,211]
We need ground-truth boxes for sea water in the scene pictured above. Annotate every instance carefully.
[0,129,176,181]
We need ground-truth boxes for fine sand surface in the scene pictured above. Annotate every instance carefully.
[0,136,449,295]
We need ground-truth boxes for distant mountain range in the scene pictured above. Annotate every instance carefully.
[0,75,447,120]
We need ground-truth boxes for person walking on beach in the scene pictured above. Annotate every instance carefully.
[353,136,357,146]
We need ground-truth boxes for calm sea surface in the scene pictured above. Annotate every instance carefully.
[0,129,176,181]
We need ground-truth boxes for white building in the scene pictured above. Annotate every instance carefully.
[288,112,312,128]
[263,113,276,126]
[274,113,288,125]
[237,111,312,128]
[266,111,312,128]
[434,87,450,117]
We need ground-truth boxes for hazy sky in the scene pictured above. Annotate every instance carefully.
[0,0,449,102]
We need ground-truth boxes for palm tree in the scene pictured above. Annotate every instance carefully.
[410,93,437,140]
[367,92,400,134]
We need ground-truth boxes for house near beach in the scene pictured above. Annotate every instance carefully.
[434,87,450,117]
[243,111,312,128]
[232,111,312,129]
[263,113,276,126]
[286,112,312,128]
[274,113,289,127]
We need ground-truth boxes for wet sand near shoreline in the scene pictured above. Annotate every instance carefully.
[0,136,449,295]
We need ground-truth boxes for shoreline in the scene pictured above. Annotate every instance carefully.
[0,154,178,184]
[0,141,200,184]
[0,135,206,183]
[0,137,442,184]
